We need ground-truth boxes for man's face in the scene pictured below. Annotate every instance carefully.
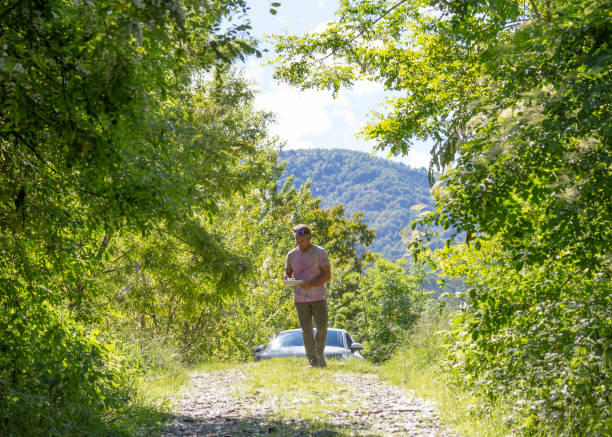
[294,233,312,250]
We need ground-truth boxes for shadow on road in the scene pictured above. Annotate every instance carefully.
[160,412,368,436]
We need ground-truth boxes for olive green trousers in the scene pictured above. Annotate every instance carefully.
[295,300,328,367]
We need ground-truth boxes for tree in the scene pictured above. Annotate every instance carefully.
[0,1,267,433]
[272,0,611,271]
[1,0,261,299]
[270,0,611,434]
[102,142,379,361]
[330,257,428,363]
[436,238,611,436]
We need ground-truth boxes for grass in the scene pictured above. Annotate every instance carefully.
[110,334,238,436]
[135,354,374,436]
[378,309,513,437]
[235,358,375,436]
[237,359,368,418]
[229,310,513,437]
[233,348,511,437]
[127,360,238,436]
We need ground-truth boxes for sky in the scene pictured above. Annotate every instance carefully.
[241,0,432,169]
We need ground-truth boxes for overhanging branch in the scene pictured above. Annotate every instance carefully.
[528,0,542,21]
[314,0,410,64]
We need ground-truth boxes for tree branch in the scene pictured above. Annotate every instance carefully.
[103,265,141,274]
[14,132,61,177]
[95,231,112,260]
[13,132,112,199]
[545,0,551,22]
[314,0,409,64]
[528,0,542,21]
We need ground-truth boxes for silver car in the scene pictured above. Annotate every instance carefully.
[254,328,364,361]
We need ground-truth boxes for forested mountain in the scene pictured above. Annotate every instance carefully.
[279,149,433,259]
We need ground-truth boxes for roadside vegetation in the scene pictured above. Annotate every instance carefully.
[136,313,513,437]
[381,310,512,437]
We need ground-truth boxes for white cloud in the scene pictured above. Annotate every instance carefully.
[285,139,319,150]
[405,149,430,169]
[331,107,357,129]
[241,58,266,86]
[348,80,385,97]
[312,19,332,33]
[255,84,350,147]
[273,15,289,29]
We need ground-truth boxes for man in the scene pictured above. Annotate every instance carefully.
[284,224,332,368]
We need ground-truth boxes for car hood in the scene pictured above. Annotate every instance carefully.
[256,346,348,358]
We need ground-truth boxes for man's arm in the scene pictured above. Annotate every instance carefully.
[301,265,331,289]
[285,265,293,280]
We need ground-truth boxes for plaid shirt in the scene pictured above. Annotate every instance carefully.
[285,245,330,303]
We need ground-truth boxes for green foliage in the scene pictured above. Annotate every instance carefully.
[102,142,379,361]
[0,0,266,433]
[382,310,513,437]
[437,239,611,436]
[330,258,430,363]
[0,304,135,436]
[425,0,612,273]
[95,73,279,362]
[207,176,377,361]
[272,0,611,434]
[280,148,434,259]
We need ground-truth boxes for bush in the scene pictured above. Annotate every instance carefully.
[439,240,612,436]
[0,303,136,436]
[381,308,512,437]
[330,258,431,363]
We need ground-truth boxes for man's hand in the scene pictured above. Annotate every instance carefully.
[300,266,331,290]
[285,267,293,281]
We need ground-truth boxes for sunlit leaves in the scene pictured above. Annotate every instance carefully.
[330,257,429,363]
[437,238,611,435]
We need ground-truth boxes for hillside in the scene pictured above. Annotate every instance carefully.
[279,149,434,259]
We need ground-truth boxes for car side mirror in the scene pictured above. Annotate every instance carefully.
[254,345,266,353]
[350,343,363,352]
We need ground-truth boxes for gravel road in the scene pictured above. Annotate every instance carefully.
[160,367,459,437]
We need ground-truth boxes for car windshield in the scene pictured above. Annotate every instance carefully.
[270,330,343,348]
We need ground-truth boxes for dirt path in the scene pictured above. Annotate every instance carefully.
[160,367,458,436]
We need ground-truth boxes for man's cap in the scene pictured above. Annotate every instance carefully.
[293,224,311,235]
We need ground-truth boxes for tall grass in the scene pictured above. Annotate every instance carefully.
[121,333,237,435]
[379,308,512,437]
[129,335,193,400]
